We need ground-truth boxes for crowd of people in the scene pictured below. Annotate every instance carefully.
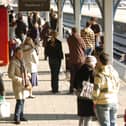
[0,8,120,126]
[66,17,120,126]
[7,9,61,124]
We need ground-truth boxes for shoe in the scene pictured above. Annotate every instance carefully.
[52,91,59,94]
[14,120,20,125]
[69,89,74,94]
[27,95,35,99]
[20,117,28,121]
[68,90,74,94]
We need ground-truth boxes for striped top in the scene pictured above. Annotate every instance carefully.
[93,65,120,105]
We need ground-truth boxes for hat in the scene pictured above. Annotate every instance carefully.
[85,55,97,65]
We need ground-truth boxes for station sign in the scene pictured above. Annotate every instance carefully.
[19,0,50,11]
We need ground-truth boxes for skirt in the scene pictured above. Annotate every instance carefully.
[30,73,38,87]
[77,96,95,117]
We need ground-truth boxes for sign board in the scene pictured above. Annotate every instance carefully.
[19,0,50,11]
[0,6,9,66]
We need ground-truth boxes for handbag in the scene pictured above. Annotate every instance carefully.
[24,79,32,90]
[80,78,94,99]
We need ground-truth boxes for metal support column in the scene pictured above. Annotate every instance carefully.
[57,0,63,39]
[104,0,113,63]
[45,11,49,22]
[75,0,81,33]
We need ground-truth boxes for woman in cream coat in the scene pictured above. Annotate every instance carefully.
[22,37,39,98]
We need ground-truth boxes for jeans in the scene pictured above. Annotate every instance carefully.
[95,104,118,126]
[79,117,92,126]
[49,58,61,92]
[85,48,93,56]
[14,99,24,121]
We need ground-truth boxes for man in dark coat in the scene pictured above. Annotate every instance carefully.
[15,14,27,42]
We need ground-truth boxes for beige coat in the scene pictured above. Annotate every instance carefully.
[23,45,38,73]
[8,58,24,100]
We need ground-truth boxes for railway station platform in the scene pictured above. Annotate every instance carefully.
[0,42,126,126]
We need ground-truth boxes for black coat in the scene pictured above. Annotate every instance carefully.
[74,64,94,89]
[15,20,27,40]
[29,27,41,44]
[74,64,95,117]
[45,39,63,60]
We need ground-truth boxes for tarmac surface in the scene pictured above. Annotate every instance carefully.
[0,41,126,126]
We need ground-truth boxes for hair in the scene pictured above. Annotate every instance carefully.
[51,31,58,37]
[90,17,97,22]
[72,27,77,33]
[23,37,35,48]
[14,47,22,54]
[86,21,91,27]
[99,52,109,65]
[18,12,23,21]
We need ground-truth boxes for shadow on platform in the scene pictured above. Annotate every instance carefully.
[6,90,73,97]
[0,113,123,123]
[0,114,78,123]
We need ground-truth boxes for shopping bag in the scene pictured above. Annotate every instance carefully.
[0,101,10,118]
[80,81,94,99]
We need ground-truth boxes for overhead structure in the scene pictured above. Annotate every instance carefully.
[54,0,121,63]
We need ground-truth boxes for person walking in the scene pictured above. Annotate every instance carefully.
[8,47,29,124]
[32,12,41,28]
[29,22,41,55]
[40,22,50,60]
[81,21,95,55]
[27,12,33,31]
[15,13,27,42]
[49,9,57,31]
[74,56,97,126]
[46,31,63,93]
[22,37,39,98]
[93,52,120,126]
[67,27,85,93]
[90,17,102,47]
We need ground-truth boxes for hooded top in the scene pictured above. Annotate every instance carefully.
[93,64,120,105]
